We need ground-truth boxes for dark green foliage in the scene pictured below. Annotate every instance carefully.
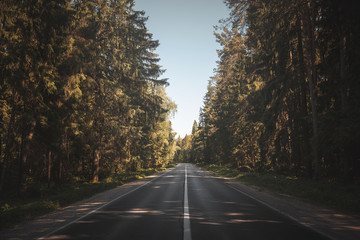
[0,0,176,197]
[173,135,192,163]
[186,0,360,183]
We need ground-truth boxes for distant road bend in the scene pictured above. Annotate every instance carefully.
[39,163,328,240]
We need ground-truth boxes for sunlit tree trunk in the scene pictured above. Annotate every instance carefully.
[92,149,101,183]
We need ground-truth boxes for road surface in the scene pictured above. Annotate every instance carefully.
[40,163,328,240]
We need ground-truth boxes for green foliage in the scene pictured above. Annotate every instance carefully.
[173,135,193,163]
[0,0,176,196]
[183,0,360,183]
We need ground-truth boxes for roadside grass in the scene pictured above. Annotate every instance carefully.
[0,164,176,230]
[198,163,360,215]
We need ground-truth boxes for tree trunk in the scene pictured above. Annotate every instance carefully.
[339,35,347,112]
[48,150,52,188]
[303,0,320,179]
[338,5,347,114]
[92,149,101,183]
[58,157,63,184]
[296,13,313,178]
[17,119,36,195]
[337,6,354,182]
[0,92,16,194]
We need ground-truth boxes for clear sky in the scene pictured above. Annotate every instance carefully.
[134,0,230,138]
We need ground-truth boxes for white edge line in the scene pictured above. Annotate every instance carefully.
[183,164,191,240]
[38,166,176,239]
[198,166,336,240]
[226,183,337,240]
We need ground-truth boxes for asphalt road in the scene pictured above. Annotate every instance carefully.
[41,163,329,240]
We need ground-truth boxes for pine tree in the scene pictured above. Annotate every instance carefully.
[0,0,176,194]
[191,0,360,181]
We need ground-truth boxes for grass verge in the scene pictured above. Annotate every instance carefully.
[198,163,360,215]
[0,164,176,230]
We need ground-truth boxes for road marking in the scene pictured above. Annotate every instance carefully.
[38,166,176,240]
[226,183,336,240]
[197,166,335,240]
[183,164,192,240]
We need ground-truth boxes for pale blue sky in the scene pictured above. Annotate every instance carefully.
[134,0,229,137]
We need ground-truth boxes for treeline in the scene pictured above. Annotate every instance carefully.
[0,0,176,195]
[186,0,360,181]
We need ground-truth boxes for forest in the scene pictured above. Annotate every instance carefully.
[1,0,360,201]
[175,0,360,182]
[0,0,177,197]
